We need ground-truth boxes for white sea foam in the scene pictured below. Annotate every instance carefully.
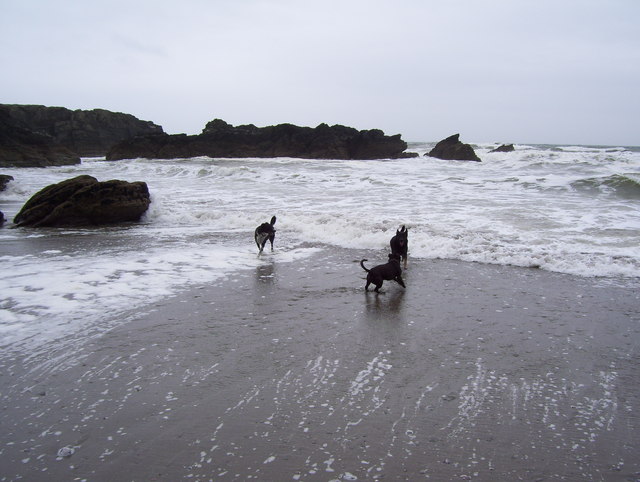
[0,226,320,354]
[1,145,639,353]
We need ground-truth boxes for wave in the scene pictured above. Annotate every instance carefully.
[571,174,640,199]
[554,145,629,153]
[137,206,640,279]
[3,152,639,281]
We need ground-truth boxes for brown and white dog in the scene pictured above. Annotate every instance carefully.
[254,216,276,253]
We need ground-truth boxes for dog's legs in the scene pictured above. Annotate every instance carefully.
[255,232,269,254]
[364,275,376,291]
[257,238,267,255]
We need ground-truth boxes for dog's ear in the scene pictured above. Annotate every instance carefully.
[270,216,277,225]
[401,225,406,232]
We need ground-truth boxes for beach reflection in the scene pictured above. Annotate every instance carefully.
[254,262,276,290]
[364,288,406,317]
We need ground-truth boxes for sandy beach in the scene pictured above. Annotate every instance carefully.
[1,247,639,481]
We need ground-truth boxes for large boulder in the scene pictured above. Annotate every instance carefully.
[0,104,164,164]
[106,119,413,160]
[13,175,150,227]
[426,134,481,162]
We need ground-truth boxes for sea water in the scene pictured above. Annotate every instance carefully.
[1,143,639,356]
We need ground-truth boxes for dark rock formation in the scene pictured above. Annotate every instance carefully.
[0,108,80,167]
[0,104,164,165]
[490,144,515,153]
[426,134,481,162]
[107,119,412,160]
[0,174,14,191]
[13,175,151,227]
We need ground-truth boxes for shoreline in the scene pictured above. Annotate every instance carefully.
[1,248,639,480]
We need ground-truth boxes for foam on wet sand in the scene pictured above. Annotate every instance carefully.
[1,248,639,480]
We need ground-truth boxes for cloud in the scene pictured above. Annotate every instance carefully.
[1,0,639,145]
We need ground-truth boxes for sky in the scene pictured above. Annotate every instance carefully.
[1,0,639,146]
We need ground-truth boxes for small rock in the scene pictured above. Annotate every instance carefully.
[0,174,14,191]
[57,446,75,458]
[426,134,481,162]
[490,143,515,153]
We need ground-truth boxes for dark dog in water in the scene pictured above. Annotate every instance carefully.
[390,225,408,268]
[360,253,406,292]
[255,216,276,253]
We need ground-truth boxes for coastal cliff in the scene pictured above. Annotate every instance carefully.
[0,107,80,167]
[0,104,164,167]
[1,105,415,164]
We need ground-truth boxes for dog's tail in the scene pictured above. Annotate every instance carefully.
[270,215,276,225]
[360,259,370,272]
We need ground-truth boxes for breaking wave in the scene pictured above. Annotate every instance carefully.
[571,174,640,199]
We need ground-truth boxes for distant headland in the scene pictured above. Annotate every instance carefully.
[107,118,417,161]
[0,104,417,167]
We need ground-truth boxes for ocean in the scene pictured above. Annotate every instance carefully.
[1,142,639,359]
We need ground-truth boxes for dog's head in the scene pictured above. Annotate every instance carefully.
[388,253,402,263]
[395,226,408,246]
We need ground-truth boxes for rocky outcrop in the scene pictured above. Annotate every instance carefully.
[0,104,164,165]
[426,134,481,162]
[490,144,515,153]
[0,108,81,167]
[106,119,412,160]
[13,175,151,227]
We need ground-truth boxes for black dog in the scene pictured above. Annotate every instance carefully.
[360,253,406,292]
[255,216,276,253]
[390,225,408,268]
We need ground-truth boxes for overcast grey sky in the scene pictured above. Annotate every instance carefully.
[1,0,639,145]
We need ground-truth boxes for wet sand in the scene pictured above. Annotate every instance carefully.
[1,248,639,481]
